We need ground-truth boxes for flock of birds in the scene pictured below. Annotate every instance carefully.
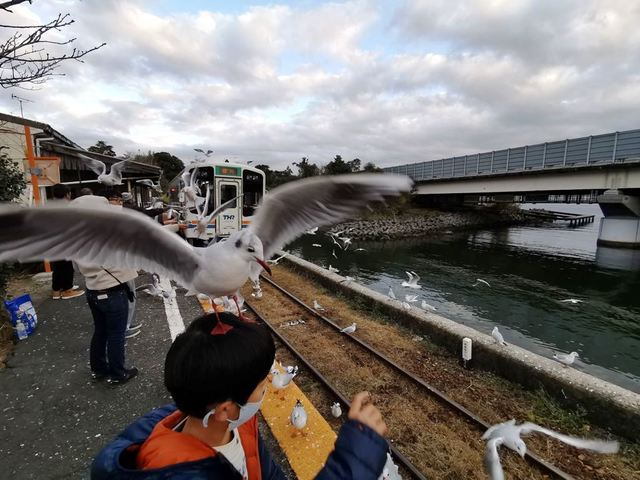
[0,153,620,480]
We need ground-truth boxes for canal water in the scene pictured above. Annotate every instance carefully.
[287,204,640,393]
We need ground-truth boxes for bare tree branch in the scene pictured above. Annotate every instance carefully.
[0,10,105,88]
[0,0,31,13]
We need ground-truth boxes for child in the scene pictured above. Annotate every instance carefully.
[91,313,389,479]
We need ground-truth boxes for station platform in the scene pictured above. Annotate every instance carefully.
[0,273,333,479]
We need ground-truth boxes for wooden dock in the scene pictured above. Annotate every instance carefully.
[523,209,595,226]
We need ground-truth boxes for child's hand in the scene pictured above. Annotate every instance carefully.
[348,391,387,437]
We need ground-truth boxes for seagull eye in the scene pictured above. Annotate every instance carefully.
[247,246,255,253]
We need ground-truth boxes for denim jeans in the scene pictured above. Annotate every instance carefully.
[86,287,129,379]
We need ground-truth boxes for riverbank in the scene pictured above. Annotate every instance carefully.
[328,205,531,240]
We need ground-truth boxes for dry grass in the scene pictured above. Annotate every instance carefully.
[242,265,640,480]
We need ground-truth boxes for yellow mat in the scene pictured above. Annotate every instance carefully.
[197,296,338,479]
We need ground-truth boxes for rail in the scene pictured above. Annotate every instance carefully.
[383,129,640,182]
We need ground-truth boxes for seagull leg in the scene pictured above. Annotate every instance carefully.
[232,295,249,321]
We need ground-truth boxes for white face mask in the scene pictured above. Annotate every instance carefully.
[202,390,266,430]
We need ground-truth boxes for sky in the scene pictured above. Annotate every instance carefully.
[1,0,639,169]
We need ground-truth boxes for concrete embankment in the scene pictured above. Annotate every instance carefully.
[279,253,640,440]
[328,207,529,240]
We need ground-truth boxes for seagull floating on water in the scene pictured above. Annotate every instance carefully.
[401,271,421,289]
[492,327,507,346]
[79,154,129,186]
[473,279,491,287]
[312,243,322,247]
[340,323,356,334]
[553,351,579,367]
[0,174,412,302]
[483,419,619,480]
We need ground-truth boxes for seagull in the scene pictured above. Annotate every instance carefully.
[329,235,343,249]
[331,249,337,259]
[553,351,579,367]
[421,300,436,311]
[305,227,318,235]
[0,174,412,303]
[483,419,619,480]
[402,271,422,289]
[473,279,491,287]
[561,298,583,304]
[492,327,507,346]
[290,400,308,430]
[405,294,418,303]
[379,452,401,480]
[136,178,162,194]
[312,243,322,247]
[340,323,356,334]
[401,302,412,310]
[340,276,355,283]
[388,287,396,300]
[272,365,298,390]
[79,154,129,186]
[354,248,367,252]
[313,300,325,311]
[330,402,342,418]
[328,265,339,273]
[181,169,202,204]
[136,273,164,297]
[267,251,289,265]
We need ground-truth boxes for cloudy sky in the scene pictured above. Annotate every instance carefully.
[1,0,639,169]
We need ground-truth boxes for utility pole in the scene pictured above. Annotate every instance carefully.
[11,94,33,118]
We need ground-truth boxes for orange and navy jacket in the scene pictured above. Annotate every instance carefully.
[91,403,389,480]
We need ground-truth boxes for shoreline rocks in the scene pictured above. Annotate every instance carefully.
[329,208,531,241]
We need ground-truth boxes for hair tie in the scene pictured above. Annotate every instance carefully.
[211,321,233,335]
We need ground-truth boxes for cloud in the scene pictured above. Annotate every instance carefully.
[1,0,639,169]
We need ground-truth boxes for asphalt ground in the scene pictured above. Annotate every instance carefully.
[0,273,294,479]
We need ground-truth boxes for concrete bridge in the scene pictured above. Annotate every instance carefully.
[384,128,640,247]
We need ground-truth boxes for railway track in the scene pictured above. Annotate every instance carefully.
[245,275,577,480]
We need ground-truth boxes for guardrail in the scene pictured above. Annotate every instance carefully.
[384,129,640,181]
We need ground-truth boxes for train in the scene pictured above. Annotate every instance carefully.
[169,161,265,244]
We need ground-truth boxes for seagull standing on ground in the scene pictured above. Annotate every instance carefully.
[331,402,342,418]
[340,323,357,334]
[483,419,619,480]
[553,351,579,367]
[421,300,436,311]
[290,400,308,431]
[313,300,325,311]
[0,174,412,305]
[388,287,396,300]
[492,327,507,346]
[79,154,129,186]
[401,271,422,289]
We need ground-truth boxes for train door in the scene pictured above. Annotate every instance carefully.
[215,178,241,236]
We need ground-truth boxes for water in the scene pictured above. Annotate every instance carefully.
[287,204,640,393]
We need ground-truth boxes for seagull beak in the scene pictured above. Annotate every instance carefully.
[255,257,272,276]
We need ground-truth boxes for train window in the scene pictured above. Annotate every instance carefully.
[243,170,263,216]
[220,184,238,208]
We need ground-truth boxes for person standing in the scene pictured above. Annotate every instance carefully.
[71,194,139,385]
[50,184,85,300]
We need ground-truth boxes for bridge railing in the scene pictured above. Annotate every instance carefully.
[385,128,640,181]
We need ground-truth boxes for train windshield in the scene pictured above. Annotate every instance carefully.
[193,167,215,213]
[243,170,263,216]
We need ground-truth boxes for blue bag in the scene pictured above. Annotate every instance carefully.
[3,294,38,340]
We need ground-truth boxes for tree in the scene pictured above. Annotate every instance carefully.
[255,164,295,189]
[323,155,352,175]
[88,140,116,157]
[349,158,361,172]
[153,152,184,183]
[362,161,382,172]
[0,1,105,89]
[292,157,320,178]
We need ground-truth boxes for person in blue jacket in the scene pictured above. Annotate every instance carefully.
[91,312,389,479]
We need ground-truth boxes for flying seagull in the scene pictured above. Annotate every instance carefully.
[401,271,421,289]
[137,178,162,194]
[483,420,618,480]
[473,278,491,287]
[79,154,129,186]
[0,174,412,302]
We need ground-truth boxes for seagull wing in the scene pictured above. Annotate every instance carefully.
[109,160,129,183]
[484,437,505,480]
[79,154,106,176]
[0,205,203,289]
[137,179,154,187]
[405,271,414,282]
[249,174,412,259]
[411,271,420,282]
[519,423,619,453]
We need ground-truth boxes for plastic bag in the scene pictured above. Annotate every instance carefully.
[3,294,38,340]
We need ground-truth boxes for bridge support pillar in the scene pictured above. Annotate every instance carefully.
[597,190,640,248]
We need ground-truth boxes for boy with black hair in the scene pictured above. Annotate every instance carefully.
[92,313,390,479]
